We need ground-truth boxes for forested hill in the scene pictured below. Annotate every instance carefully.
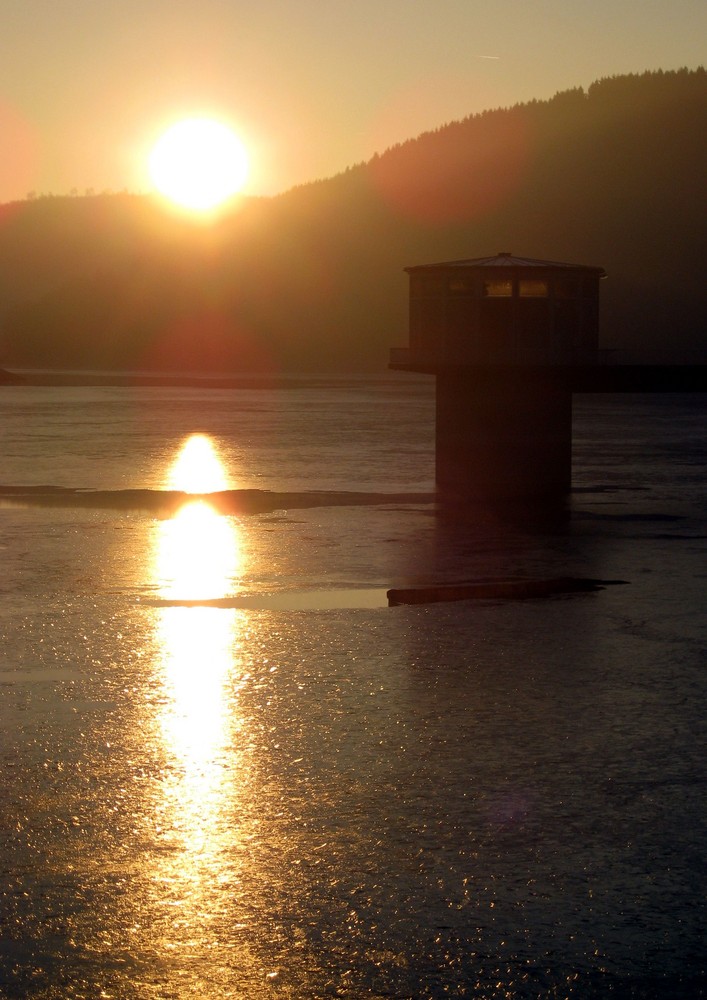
[0,67,705,374]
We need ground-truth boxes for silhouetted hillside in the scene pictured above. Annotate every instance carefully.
[0,68,705,373]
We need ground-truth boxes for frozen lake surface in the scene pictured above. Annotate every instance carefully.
[0,378,705,997]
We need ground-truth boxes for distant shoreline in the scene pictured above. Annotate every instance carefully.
[0,368,279,388]
[0,368,415,389]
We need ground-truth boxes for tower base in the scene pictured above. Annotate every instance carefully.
[435,371,573,499]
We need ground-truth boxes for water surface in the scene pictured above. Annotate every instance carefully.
[0,380,705,997]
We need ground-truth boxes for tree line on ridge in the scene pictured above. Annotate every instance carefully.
[0,67,704,374]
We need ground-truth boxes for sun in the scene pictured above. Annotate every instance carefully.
[149,118,249,212]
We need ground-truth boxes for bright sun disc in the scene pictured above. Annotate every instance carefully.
[149,118,249,211]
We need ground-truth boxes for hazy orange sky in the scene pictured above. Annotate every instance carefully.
[2,0,705,204]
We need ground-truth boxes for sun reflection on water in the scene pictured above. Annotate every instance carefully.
[155,432,242,763]
[156,433,242,602]
[158,603,237,771]
[150,434,251,953]
[166,432,230,493]
[157,499,241,602]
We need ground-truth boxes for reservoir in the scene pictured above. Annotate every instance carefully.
[0,377,705,998]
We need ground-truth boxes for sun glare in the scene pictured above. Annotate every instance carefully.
[167,434,230,493]
[149,118,249,212]
[159,435,238,600]
[157,499,240,602]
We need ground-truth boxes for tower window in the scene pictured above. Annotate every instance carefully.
[519,279,548,297]
[482,279,513,297]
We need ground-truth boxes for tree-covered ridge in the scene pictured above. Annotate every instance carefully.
[0,68,704,373]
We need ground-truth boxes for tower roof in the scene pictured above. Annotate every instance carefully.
[405,252,606,275]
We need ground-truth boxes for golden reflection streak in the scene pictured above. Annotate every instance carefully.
[166,432,230,494]
[150,434,253,955]
[157,499,240,603]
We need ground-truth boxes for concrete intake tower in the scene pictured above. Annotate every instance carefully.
[389,252,707,500]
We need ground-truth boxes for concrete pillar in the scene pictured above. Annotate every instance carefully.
[435,371,573,499]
